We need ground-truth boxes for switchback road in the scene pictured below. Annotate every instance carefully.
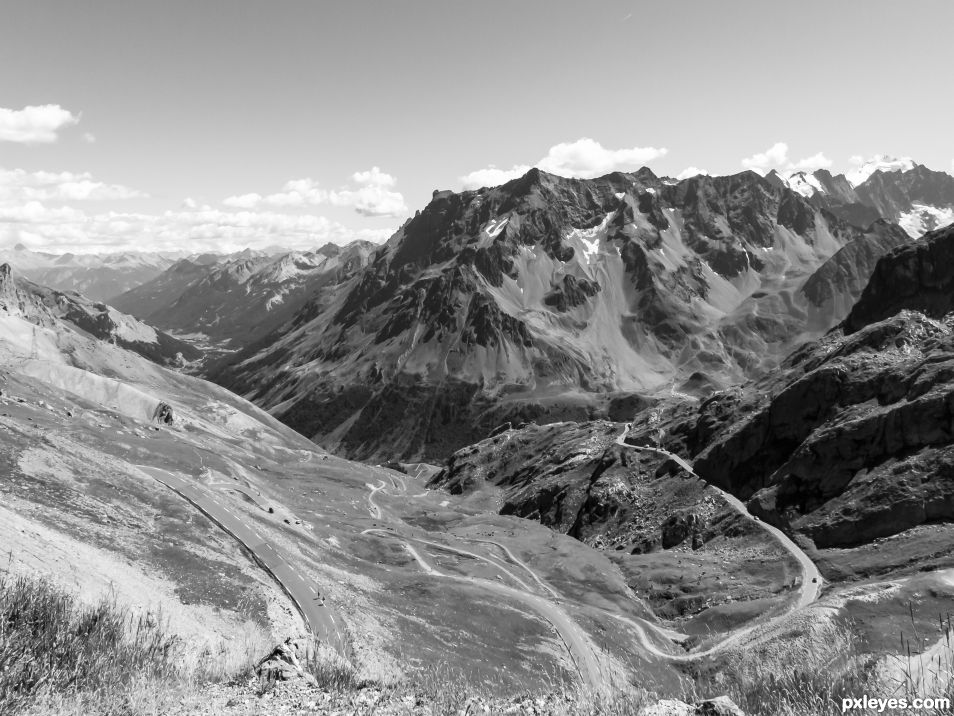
[614,424,822,607]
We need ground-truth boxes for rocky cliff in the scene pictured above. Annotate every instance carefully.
[0,263,200,366]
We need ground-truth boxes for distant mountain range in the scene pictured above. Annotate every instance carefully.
[3,244,179,302]
[767,155,954,238]
[110,242,374,348]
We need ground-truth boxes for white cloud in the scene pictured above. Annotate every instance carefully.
[82,132,96,144]
[789,152,833,172]
[741,142,790,173]
[351,166,396,187]
[459,165,532,190]
[333,168,407,217]
[0,162,391,254]
[459,138,668,189]
[0,105,79,144]
[0,200,392,254]
[741,143,835,175]
[537,138,667,178]
[676,166,709,180]
[223,167,408,218]
[0,167,146,204]
[223,192,264,209]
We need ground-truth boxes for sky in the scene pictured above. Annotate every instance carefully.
[1,0,952,254]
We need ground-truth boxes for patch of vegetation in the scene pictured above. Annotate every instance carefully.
[689,615,954,716]
[0,572,267,715]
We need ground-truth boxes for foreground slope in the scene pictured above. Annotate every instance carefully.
[215,168,908,461]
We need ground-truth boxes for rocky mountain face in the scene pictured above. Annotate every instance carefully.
[213,168,910,462]
[3,243,177,301]
[0,263,200,366]
[111,241,374,348]
[618,224,954,555]
[773,160,954,239]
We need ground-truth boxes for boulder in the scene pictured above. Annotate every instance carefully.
[696,696,746,715]
[153,401,174,425]
[661,510,704,549]
[255,637,317,685]
[639,700,694,716]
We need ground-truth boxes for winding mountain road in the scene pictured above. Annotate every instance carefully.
[139,465,349,657]
[614,424,822,608]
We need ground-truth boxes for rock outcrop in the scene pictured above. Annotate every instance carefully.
[255,638,318,685]
[0,264,199,366]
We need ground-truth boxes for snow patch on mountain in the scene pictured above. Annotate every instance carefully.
[483,217,509,239]
[783,171,824,198]
[898,203,954,238]
[565,213,614,265]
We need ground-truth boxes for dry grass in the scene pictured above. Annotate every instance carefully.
[689,613,953,716]
[0,573,269,716]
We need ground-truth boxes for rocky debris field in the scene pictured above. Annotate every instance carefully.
[162,675,746,716]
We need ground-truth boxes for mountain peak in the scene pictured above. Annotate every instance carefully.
[316,242,342,258]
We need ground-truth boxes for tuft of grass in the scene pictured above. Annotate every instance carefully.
[0,572,271,715]
[687,613,954,716]
[0,573,181,714]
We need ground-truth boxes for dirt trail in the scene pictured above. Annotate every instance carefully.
[362,470,616,691]
[361,527,605,690]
